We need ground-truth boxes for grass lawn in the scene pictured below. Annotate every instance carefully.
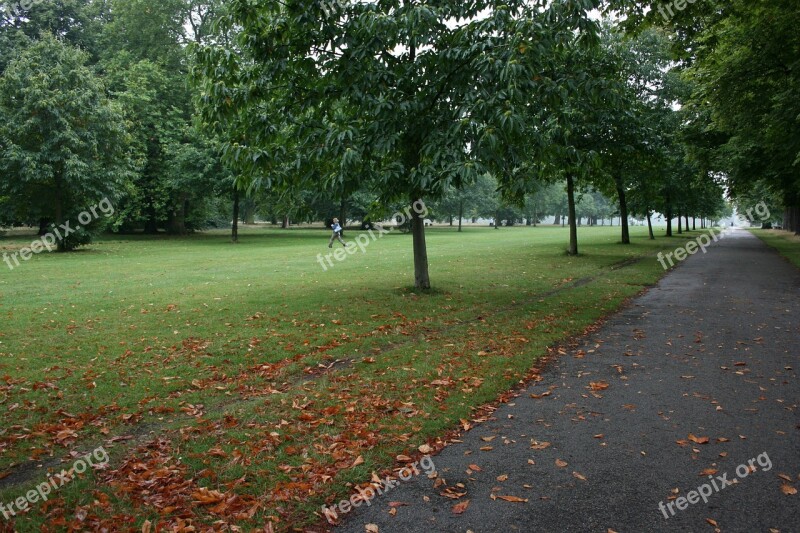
[749,228,800,269]
[0,224,712,531]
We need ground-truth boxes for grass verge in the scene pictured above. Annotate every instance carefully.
[749,228,800,269]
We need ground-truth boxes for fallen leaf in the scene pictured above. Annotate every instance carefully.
[142,520,152,533]
[351,455,365,468]
[497,474,509,482]
[366,525,379,533]
[468,464,482,472]
[688,434,710,444]
[452,500,470,514]
[418,444,433,454]
[480,446,493,452]
[496,495,528,503]
[530,440,551,450]
[555,459,568,468]
[573,471,587,481]
[706,518,718,527]
[192,488,226,505]
[589,381,609,391]
[700,468,718,476]
[780,484,797,495]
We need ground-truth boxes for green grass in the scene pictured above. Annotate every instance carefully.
[749,228,800,268]
[0,224,712,530]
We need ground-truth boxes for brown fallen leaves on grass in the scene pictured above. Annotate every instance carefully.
[101,438,260,529]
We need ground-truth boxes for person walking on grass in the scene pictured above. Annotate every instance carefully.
[328,218,348,248]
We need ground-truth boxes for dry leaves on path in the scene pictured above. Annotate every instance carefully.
[452,500,470,514]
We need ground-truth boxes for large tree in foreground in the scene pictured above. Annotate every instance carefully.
[193,0,599,289]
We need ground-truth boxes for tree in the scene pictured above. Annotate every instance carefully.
[192,0,601,289]
[513,29,607,255]
[100,0,228,234]
[0,33,130,250]
[610,0,800,233]
[0,0,106,73]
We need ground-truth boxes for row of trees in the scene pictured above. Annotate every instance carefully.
[191,1,733,287]
[1,0,792,288]
[611,0,799,233]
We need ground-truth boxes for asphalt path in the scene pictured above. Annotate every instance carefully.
[336,229,799,533]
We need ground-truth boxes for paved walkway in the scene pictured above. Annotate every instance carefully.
[337,229,800,532]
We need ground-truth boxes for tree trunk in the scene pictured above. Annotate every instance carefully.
[339,197,347,237]
[692,217,696,230]
[411,197,430,290]
[615,177,630,244]
[168,193,188,235]
[232,189,239,243]
[647,211,655,240]
[685,214,690,231]
[243,199,256,224]
[144,187,159,235]
[282,215,289,229]
[458,200,463,233]
[677,211,683,234]
[666,203,673,237]
[554,214,561,226]
[791,205,799,234]
[795,205,800,234]
[54,169,66,251]
[566,175,578,255]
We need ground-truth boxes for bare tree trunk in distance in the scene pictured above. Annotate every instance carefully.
[339,197,347,237]
[615,176,630,244]
[647,212,655,240]
[232,189,239,243]
[666,205,673,237]
[567,175,578,255]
